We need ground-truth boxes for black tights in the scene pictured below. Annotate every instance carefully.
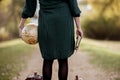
[42,58,68,80]
[58,59,68,80]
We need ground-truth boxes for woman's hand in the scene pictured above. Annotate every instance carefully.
[18,25,24,38]
[74,17,83,50]
[75,27,83,50]
[76,27,83,38]
[74,17,83,38]
[18,18,27,38]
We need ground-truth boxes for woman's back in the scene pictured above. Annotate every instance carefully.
[19,0,83,80]
[21,0,81,59]
[39,0,68,10]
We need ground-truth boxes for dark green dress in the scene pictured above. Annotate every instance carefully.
[22,0,81,60]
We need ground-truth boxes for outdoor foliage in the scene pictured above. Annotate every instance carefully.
[82,0,120,40]
[0,0,120,41]
[0,39,34,80]
[81,38,120,72]
[0,0,24,41]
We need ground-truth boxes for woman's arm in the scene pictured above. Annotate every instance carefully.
[67,0,81,17]
[74,17,83,38]
[19,18,27,29]
[18,18,27,37]
[22,0,37,18]
[66,0,83,37]
[18,0,37,37]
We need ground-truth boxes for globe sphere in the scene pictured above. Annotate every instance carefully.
[21,23,38,44]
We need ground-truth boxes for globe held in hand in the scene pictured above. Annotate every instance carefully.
[21,23,38,44]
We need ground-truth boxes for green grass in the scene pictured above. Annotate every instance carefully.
[0,39,35,80]
[80,38,120,72]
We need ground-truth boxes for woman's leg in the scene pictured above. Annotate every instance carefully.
[58,58,68,80]
[42,59,54,80]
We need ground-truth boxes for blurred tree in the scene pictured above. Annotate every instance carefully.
[82,0,120,40]
[0,0,25,41]
[87,0,120,17]
[0,0,11,41]
[8,0,24,37]
[0,0,11,27]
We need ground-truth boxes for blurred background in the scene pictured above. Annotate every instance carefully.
[0,0,120,41]
[0,0,120,80]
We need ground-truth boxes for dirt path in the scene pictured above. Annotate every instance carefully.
[68,51,110,80]
[13,46,43,80]
[13,46,112,80]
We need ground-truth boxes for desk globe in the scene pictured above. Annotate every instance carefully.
[21,23,38,44]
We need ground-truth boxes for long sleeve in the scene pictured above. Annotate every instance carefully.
[67,0,81,17]
[22,0,37,18]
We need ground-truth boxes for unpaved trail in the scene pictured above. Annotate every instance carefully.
[68,51,110,80]
[13,45,43,80]
[13,46,114,80]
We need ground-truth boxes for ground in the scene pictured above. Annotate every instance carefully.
[13,44,116,80]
